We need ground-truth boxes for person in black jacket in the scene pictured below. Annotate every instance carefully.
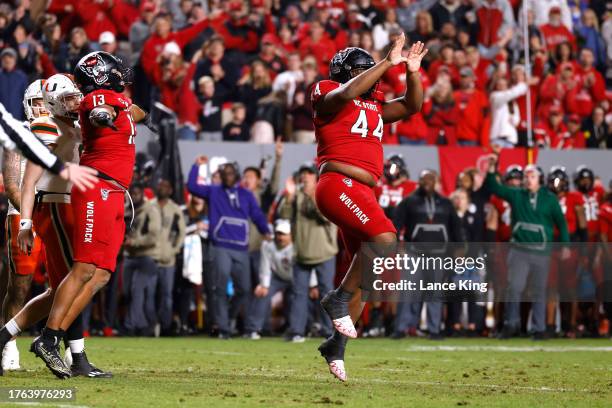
[583,106,610,149]
[393,170,466,340]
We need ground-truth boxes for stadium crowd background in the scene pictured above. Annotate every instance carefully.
[0,0,610,340]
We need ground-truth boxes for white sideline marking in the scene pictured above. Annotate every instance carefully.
[403,345,612,352]
[11,403,90,408]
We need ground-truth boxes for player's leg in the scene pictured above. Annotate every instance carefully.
[64,313,112,378]
[1,215,42,372]
[321,231,396,338]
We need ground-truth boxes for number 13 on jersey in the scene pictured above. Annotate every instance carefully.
[351,110,383,141]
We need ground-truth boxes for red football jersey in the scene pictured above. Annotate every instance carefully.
[79,89,136,188]
[375,179,417,209]
[599,202,612,242]
[581,189,603,239]
[489,195,512,242]
[558,191,585,235]
[311,80,385,180]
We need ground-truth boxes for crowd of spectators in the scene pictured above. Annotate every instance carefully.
[0,0,610,147]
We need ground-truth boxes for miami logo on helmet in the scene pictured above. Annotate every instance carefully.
[79,54,108,85]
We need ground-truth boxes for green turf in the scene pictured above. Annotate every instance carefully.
[1,337,611,407]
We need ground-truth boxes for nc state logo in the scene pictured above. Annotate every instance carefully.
[343,178,353,187]
[101,189,109,201]
[79,54,108,85]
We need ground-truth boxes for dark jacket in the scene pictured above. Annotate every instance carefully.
[0,68,28,119]
[583,118,611,149]
[394,188,466,243]
[187,164,270,251]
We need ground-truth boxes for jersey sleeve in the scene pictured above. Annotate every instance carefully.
[310,80,341,109]
[570,192,585,207]
[30,118,60,146]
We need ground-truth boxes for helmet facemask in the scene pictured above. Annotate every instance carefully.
[25,97,49,121]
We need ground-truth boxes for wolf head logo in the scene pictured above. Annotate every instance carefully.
[79,54,108,85]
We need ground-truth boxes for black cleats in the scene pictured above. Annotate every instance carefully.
[30,337,71,379]
[71,351,113,378]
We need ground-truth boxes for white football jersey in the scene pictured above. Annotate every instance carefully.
[30,115,81,202]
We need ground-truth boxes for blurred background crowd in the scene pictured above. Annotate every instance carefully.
[0,0,610,147]
[0,0,611,341]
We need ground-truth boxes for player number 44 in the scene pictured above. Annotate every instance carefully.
[351,110,383,141]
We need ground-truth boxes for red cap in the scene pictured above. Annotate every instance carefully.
[229,1,243,11]
[251,0,264,8]
[550,6,561,14]
[549,105,563,114]
[568,113,581,122]
[140,1,156,13]
[261,33,278,45]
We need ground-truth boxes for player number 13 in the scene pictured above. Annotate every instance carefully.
[351,110,383,141]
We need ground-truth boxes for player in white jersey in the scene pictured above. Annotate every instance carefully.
[0,74,110,378]
[1,80,47,371]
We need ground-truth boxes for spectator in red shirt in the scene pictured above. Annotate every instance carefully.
[565,114,587,149]
[152,41,201,140]
[465,46,490,90]
[540,6,576,53]
[140,12,209,83]
[475,0,515,60]
[534,105,568,148]
[257,34,286,78]
[210,1,259,53]
[74,0,116,43]
[298,20,336,77]
[427,43,459,85]
[454,67,489,146]
[424,77,460,145]
[575,48,606,103]
[537,61,578,123]
[566,50,606,120]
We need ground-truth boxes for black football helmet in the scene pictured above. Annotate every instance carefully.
[329,47,377,97]
[547,166,569,193]
[503,165,523,183]
[573,165,594,193]
[383,154,407,182]
[74,51,132,94]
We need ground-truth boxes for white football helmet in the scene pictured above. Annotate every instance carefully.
[23,79,49,121]
[42,74,83,119]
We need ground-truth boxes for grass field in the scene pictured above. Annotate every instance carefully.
[1,337,611,407]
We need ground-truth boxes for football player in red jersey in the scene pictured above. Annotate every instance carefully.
[546,166,587,337]
[313,33,427,381]
[31,52,144,378]
[574,166,603,242]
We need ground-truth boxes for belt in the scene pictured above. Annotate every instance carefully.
[34,190,70,212]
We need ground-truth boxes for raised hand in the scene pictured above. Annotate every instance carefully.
[405,41,428,73]
[385,32,408,66]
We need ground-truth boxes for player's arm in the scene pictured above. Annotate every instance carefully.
[575,203,588,242]
[130,103,157,133]
[17,160,45,254]
[89,104,118,130]
[382,42,428,123]
[382,41,428,123]
[315,33,410,116]
[2,149,22,211]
